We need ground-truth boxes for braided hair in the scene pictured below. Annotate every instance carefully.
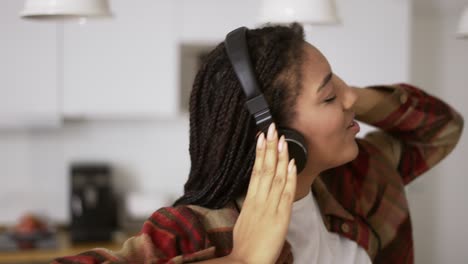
[174,23,306,209]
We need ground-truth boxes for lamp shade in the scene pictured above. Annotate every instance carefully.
[258,0,339,25]
[20,0,111,20]
[457,6,468,38]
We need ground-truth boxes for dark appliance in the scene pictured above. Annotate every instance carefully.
[69,163,117,243]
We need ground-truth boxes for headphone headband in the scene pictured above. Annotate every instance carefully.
[225,27,272,131]
[224,26,308,174]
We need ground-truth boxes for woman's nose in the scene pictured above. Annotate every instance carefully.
[343,85,358,110]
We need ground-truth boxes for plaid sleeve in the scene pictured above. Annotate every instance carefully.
[356,83,464,184]
[52,207,216,264]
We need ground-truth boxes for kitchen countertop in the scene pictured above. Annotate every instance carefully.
[0,230,128,264]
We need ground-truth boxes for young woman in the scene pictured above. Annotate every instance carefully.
[54,23,463,264]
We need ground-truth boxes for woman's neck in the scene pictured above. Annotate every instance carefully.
[294,168,320,201]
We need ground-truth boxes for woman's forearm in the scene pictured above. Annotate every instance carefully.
[351,83,463,184]
[196,255,246,264]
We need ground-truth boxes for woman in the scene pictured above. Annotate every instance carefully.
[54,23,463,264]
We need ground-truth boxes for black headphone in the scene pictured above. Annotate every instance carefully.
[224,27,308,174]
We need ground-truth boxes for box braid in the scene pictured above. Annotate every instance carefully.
[174,23,306,209]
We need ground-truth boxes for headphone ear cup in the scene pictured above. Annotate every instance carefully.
[278,128,308,174]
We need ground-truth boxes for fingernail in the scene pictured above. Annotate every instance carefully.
[278,136,285,152]
[257,133,265,149]
[267,123,276,140]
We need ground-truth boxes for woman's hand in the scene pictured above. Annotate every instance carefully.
[351,86,391,116]
[229,123,297,264]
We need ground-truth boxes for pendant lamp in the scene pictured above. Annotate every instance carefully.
[258,0,340,25]
[20,0,112,20]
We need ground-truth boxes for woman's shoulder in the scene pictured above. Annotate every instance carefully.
[143,202,238,256]
[146,202,239,235]
[186,202,239,230]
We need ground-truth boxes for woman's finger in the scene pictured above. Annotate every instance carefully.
[255,123,278,202]
[277,159,297,214]
[267,135,289,209]
[245,133,266,200]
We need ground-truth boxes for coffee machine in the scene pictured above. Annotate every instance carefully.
[69,163,117,243]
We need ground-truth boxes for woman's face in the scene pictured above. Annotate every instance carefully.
[290,43,359,174]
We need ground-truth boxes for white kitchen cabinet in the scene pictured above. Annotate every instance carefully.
[0,1,60,129]
[62,0,178,119]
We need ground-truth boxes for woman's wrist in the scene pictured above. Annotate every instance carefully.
[352,86,391,116]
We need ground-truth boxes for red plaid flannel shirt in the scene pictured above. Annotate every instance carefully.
[53,84,463,264]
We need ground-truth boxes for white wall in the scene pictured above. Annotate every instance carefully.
[5,1,467,263]
[422,9,468,264]
[0,0,411,224]
[406,11,444,264]
[62,0,180,118]
[0,119,190,224]
[13,1,468,263]
[0,1,60,129]
[406,2,468,264]
[305,0,411,86]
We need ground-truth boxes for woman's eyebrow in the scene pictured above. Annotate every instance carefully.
[316,72,333,93]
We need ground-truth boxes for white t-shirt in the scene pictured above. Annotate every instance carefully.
[286,191,372,264]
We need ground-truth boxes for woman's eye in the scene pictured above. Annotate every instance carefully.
[324,95,337,103]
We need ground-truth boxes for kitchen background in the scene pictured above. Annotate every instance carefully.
[0,0,467,263]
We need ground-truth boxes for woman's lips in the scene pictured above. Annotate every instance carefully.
[348,120,360,133]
